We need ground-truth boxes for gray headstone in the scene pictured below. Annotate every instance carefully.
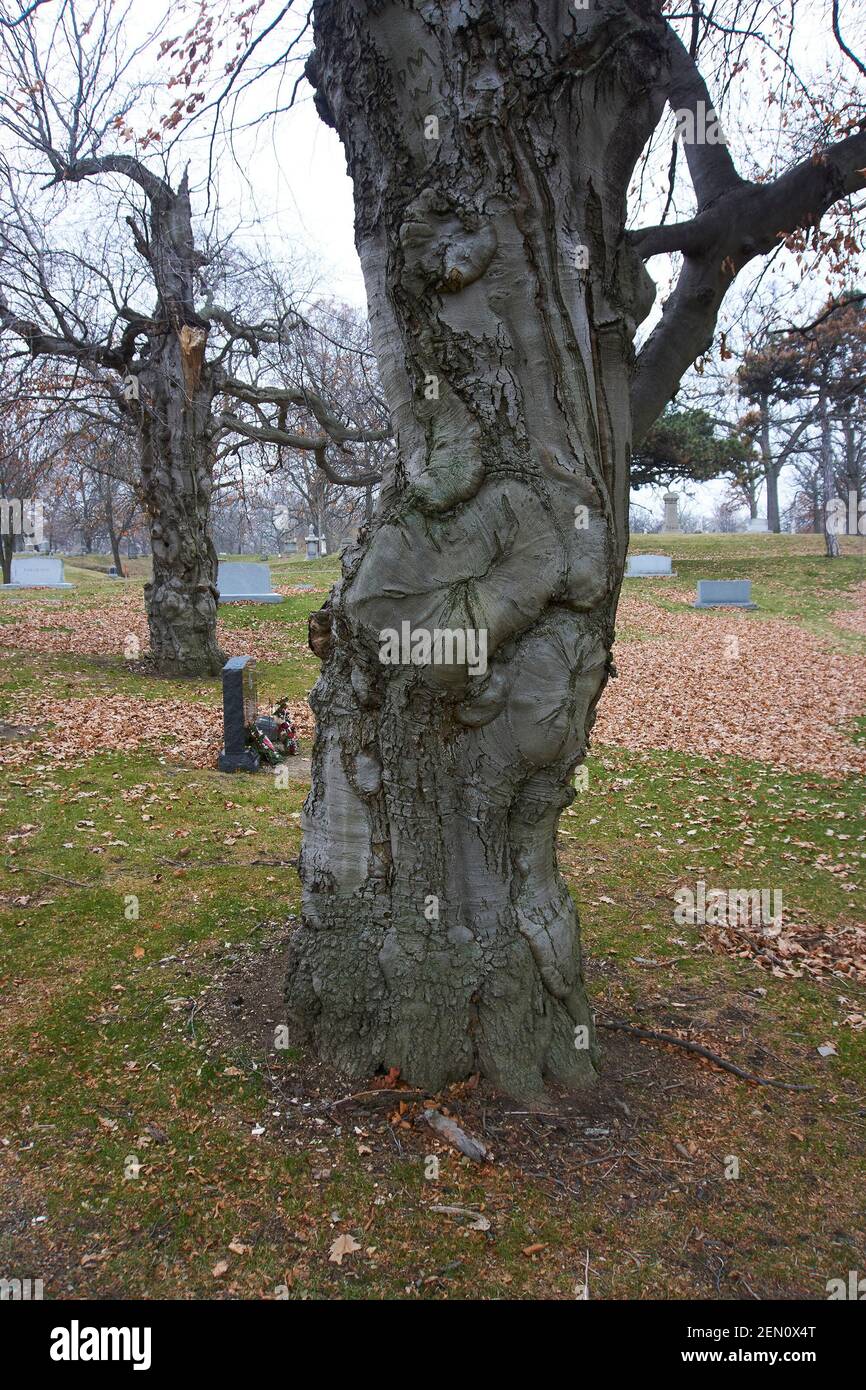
[217,656,261,772]
[2,555,73,589]
[625,553,674,577]
[694,579,757,609]
[217,561,282,604]
[285,540,298,554]
[663,491,680,531]
[305,531,319,560]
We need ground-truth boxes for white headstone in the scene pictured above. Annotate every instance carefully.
[217,561,282,604]
[3,555,72,589]
[625,553,675,578]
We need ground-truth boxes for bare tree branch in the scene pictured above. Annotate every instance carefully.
[832,0,866,81]
[218,410,382,485]
[631,127,866,444]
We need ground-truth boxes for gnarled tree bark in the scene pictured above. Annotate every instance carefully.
[286,0,663,1098]
[286,0,866,1099]
[129,178,225,677]
[138,340,224,677]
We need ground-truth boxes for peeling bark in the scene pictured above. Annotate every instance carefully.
[286,0,665,1098]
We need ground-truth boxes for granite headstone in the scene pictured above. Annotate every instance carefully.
[625,554,675,578]
[663,491,680,531]
[217,561,282,604]
[217,656,261,772]
[694,579,757,609]
[1,555,73,589]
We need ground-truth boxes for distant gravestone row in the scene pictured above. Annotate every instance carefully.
[623,556,757,608]
[0,556,73,589]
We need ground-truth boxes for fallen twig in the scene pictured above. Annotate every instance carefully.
[633,955,694,969]
[3,860,92,889]
[597,1020,816,1091]
[423,1108,493,1162]
[428,1205,491,1230]
[330,1088,426,1111]
[576,1248,590,1300]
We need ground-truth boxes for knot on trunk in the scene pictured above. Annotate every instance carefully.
[304,51,336,128]
[309,605,334,661]
[399,190,497,294]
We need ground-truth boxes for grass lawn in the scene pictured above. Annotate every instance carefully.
[0,535,863,1299]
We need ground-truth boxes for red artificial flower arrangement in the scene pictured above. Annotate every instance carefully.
[244,698,298,765]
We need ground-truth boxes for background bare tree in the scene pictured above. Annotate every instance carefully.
[0,0,390,674]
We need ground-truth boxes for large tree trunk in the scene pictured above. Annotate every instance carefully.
[760,397,781,532]
[136,172,226,678]
[840,411,861,516]
[139,352,225,676]
[100,476,125,576]
[819,386,840,559]
[286,0,661,1098]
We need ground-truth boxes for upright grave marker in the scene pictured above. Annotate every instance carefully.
[1,555,73,589]
[216,561,282,604]
[218,656,261,772]
[694,579,757,609]
[625,554,675,578]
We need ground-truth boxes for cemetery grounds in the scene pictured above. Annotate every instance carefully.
[0,532,864,1300]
